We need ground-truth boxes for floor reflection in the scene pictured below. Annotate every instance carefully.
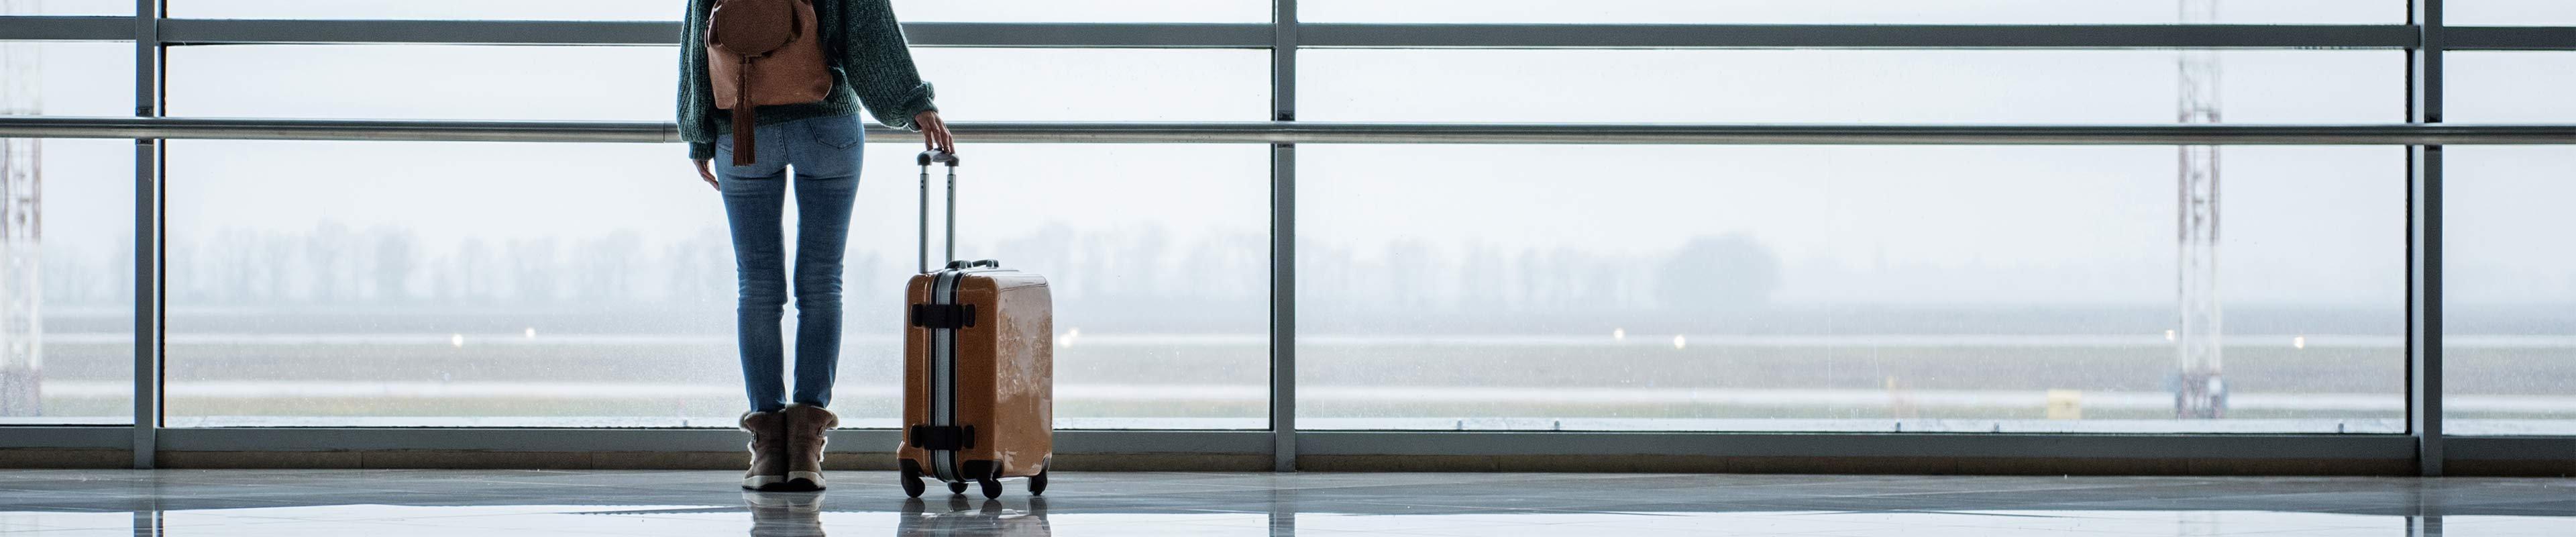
[0,470,2569,536]
[747,491,826,537]
[896,496,1051,536]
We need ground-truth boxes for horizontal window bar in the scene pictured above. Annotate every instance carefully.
[0,15,131,40]
[0,427,131,449]
[149,428,1272,454]
[8,117,2576,145]
[1299,23,2420,49]
[9,428,2570,468]
[0,116,682,142]
[2442,436,2576,461]
[902,22,1269,48]
[1297,432,2418,460]
[2448,26,2576,50]
[152,19,1273,48]
[158,19,681,46]
[10,18,2576,50]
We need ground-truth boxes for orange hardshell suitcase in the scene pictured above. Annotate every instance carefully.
[896,150,1054,499]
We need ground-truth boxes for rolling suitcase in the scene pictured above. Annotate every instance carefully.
[897,150,1055,499]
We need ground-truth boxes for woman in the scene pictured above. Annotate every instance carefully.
[679,0,955,491]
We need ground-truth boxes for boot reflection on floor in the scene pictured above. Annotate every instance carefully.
[743,491,826,537]
[898,496,1053,536]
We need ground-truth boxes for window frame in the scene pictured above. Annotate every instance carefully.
[0,0,2567,476]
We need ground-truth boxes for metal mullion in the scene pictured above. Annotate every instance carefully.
[1298,432,2417,460]
[12,117,2576,145]
[1268,0,1297,474]
[2445,26,2576,50]
[1296,23,2417,49]
[0,16,134,40]
[2408,0,2447,478]
[904,22,1270,48]
[152,428,1273,454]
[123,19,2542,50]
[129,0,163,470]
[156,19,679,46]
[0,426,132,448]
[151,19,1275,48]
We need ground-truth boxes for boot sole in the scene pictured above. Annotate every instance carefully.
[741,475,788,490]
[779,472,826,491]
[765,479,823,492]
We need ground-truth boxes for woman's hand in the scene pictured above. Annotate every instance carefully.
[693,158,718,190]
[916,110,955,156]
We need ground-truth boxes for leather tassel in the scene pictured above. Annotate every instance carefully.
[732,60,757,166]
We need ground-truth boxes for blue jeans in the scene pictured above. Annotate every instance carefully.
[716,115,864,412]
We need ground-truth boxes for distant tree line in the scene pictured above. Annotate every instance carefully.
[40,223,1788,334]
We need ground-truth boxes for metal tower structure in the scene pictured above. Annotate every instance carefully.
[2174,0,2226,419]
[0,0,45,418]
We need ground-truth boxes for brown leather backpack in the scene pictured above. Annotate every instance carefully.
[706,0,833,165]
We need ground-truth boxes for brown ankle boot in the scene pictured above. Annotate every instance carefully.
[739,410,788,490]
[780,403,839,491]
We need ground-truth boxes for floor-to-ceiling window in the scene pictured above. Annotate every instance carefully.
[3,0,2573,470]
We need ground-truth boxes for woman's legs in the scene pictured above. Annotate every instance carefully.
[717,125,793,413]
[720,115,861,490]
[786,116,863,407]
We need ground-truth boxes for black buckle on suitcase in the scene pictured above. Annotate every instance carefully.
[910,425,975,450]
[910,303,975,329]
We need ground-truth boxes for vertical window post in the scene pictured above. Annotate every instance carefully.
[2407,0,2446,478]
[1269,0,1299,473]
[131,0,166,469]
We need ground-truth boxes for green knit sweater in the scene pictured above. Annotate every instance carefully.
[678,0,939,160]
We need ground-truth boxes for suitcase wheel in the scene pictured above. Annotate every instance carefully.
[947,481,969,495]
[898,462,926,498]
[978,477,1003,499]
[1028,470,1049,496]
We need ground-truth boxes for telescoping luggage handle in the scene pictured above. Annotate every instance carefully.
[917,150,961,274]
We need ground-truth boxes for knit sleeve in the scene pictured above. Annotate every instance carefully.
[678,0,719,160]
[841,0,938,131]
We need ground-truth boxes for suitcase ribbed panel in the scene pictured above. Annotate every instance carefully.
[928,270,960,483]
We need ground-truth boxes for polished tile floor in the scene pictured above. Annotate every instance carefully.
[0,470,2568,536]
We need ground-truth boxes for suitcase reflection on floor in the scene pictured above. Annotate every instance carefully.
[899,496,1052,537]
[737,492,1057,537]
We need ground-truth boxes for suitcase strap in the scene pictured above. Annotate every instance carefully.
[909,303,975,330]
[909,425,975,451]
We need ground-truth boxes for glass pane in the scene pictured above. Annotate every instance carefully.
[5,138,133,426]
[3,41,133,117]
[2453,0,2576,26]
[168,45,672,121]
[1303,0,2397,24]
[2446,146,2576,436]
[170,0,1265,22]
[168,45,1266,122]
[4,40,136,425]
[928,144,1270,430]
[1303,50,2397,124]
[162,141,1265,428]
[2450,52,2576,124]
[1297,145,2404,433]
[1,0,127,16]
